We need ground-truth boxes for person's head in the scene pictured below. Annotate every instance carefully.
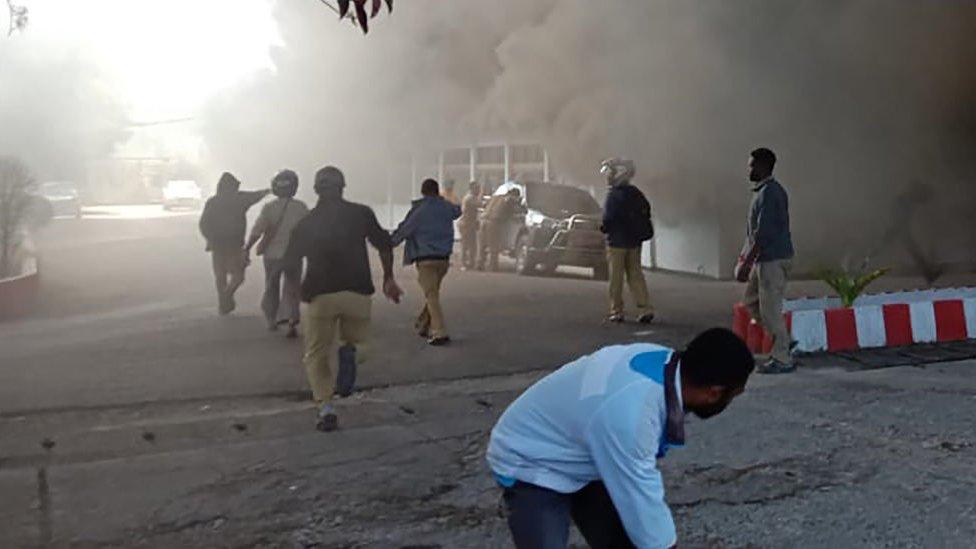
[314,166,345,199]
[216,172,240,195]
[271,169,299,198]
[679,328,755,419]
[468,181,481,196]
[748,147,776,183]
[421,178,439,197]
[599,157,636,187]
[507,187,521,198]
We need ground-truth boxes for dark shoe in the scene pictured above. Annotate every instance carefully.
[607,314,625,323]
[225,295,237,314]
[757,359,796,375]
[336,345,357,397]
[218,294,232,316]
[315,404,338,432]
[285,324,299,339]
[418,329,430,339]
[637,312,655,324]
[427,335,451,346]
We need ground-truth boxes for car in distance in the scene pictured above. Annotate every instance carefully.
[489,181,609,279]
[37,181,82,218]
[162,180,203,211]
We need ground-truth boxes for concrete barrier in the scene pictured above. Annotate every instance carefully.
[733,287,976,354]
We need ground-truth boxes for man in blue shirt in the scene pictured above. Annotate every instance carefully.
[741,147,795,374]
[487,328,754,548]
[391,179,462,346]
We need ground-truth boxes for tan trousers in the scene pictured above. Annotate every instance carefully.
[460,227,478,269]
[744,259,792,364]
[477,222,502,271]
[416,259,450,338]
[608,247,652,317]
[303,291,371,404]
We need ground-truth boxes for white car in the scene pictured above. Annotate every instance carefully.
[162,180,202,211]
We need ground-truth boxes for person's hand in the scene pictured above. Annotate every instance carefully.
[383,278,403,304]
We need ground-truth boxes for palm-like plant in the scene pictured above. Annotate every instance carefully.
[320,0,393,34]
[818,265,890,308]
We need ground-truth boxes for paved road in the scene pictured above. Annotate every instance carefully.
[1,208,743,413]
[4,208,976,548]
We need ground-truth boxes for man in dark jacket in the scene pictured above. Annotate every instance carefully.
[392,179,462,346]
[600,158,654,324]
[285,166,403,432]
[741,147,795,374]
[198,172,269,315]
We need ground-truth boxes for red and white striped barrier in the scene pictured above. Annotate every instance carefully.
[733,287,976,354]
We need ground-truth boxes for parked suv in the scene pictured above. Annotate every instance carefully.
[488,181,609,279]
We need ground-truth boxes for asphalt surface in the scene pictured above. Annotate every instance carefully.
[3,207,976,548]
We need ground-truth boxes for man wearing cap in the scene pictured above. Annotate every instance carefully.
[199,172,270,315]
[245,169,309,337]
[285,166,403,432]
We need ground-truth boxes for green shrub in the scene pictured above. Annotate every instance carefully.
[818,267,890,308]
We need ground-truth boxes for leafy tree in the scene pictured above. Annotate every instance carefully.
[0,157,36,278]
[5,1,27,36]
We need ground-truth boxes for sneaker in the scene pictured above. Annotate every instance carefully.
[637,312,655,324]
[757,359,797,375]
[607,313,625,323]
[427,335,451,346]
[315,404,338,432]
[336,345,357,397]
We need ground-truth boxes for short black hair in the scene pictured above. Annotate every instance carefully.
[681,328,755,389]
[421,178,439,196]
[750,147,777,170]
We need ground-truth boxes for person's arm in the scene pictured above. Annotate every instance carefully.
[198,199,214,242]
[283,221,308,264]
[242,189,271,209]
[365,209,402,303]
[390,204,421,247]
[450,201,463,220]
[752,187,782,254]
[245,204,271,252]
[586,386,677,548]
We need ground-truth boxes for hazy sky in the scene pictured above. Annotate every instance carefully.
[17,0,280,121]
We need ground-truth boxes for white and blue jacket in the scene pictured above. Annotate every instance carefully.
[486,343,684,548]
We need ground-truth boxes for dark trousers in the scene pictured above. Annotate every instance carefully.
[503,481,636,549]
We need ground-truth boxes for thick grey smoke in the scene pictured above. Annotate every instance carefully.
[201,0,976,275]
[0,38,127,182]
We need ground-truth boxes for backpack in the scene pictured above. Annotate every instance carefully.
[629,188,654,242]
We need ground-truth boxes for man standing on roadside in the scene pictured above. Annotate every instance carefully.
[285,166,403,432]
[740,147,795,374]
[198,172,269,315]
[392,178,462,346]
[599,158,654,324]
[487,328,755,548]
[458,181,482,270]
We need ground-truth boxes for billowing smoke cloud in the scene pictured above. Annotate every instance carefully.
[0,38,127,182]
[202,0,976,275]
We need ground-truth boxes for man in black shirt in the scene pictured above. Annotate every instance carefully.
[285,166,402,432]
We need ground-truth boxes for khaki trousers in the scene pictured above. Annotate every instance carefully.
[744,259,793,364]
[607,247,652,317]
[477,222,502,271]
[416,259,450,338]
[303,291,371,404]
[460,227,478,269]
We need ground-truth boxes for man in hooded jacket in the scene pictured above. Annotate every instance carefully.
[199,172,269,315]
